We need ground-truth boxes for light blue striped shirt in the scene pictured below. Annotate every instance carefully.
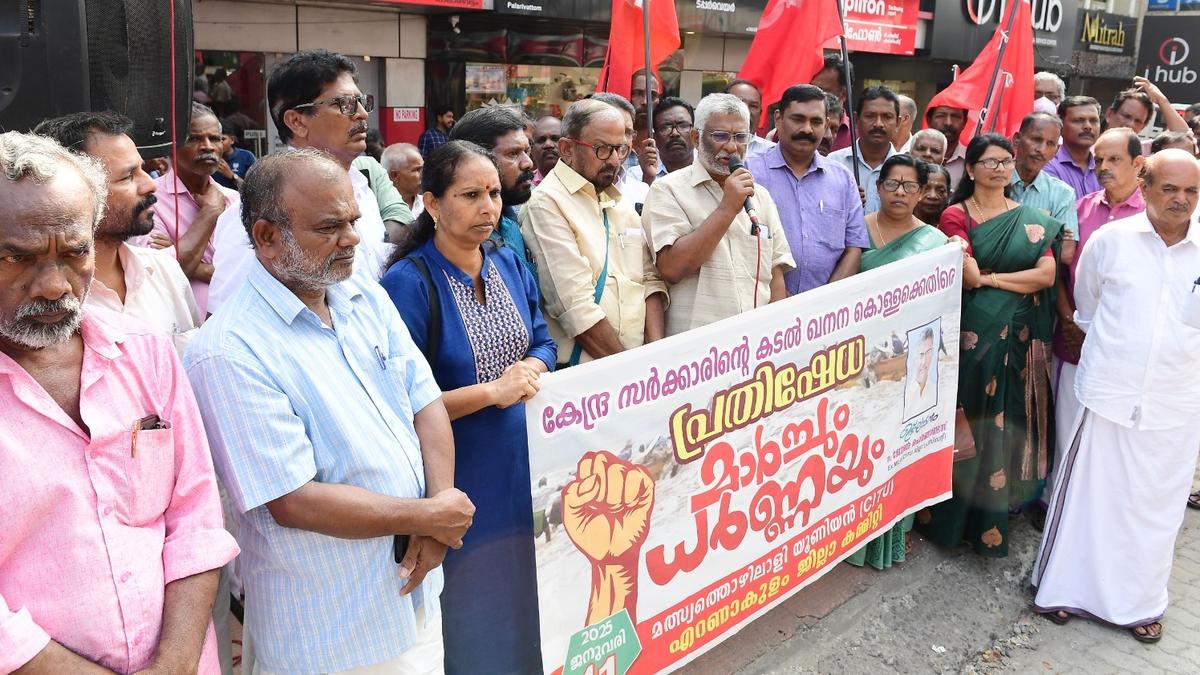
[184,260,443,673]
[1010,169,1079,236]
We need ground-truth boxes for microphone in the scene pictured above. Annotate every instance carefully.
[726,155,760,236]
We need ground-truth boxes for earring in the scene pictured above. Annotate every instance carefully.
[433,215,439,230]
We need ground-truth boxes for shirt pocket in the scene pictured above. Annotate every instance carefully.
[802,206,849,251]
[123,428,177,526]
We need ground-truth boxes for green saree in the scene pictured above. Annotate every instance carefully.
[918,204,1062,558]
[847,223,949,570]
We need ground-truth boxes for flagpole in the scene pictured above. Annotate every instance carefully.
[836,0,860,188]
[643,0,654,137]
[974,0,1021,138]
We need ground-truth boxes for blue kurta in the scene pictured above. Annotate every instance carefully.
[380,239,556,675]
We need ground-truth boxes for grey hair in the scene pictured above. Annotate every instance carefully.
[380,142,420,171]
[898,95,918,121]
[562,99,624,139]
[240,147,344,246]
[588,93,636,120]
[191,101,218,123]
[912,128,947,151]
[1034,72,1066,101]
[695,93,750,133]
[0,131,107,229]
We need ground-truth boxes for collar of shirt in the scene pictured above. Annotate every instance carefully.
[155,168,235,202]
[764,144,826,179]
[247,256,363,326]
[1053,144,1094,172]
[841,140,898,171]
[1125,210,1200,247]
[944,142,967,165]
[1096,186,1146,211]
[684,159,719,187]
[552,160,622,209]
[1010,168,1052,193]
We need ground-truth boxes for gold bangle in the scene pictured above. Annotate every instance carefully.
[990,272,999,289]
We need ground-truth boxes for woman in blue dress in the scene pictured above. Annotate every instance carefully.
[380,140,556,674]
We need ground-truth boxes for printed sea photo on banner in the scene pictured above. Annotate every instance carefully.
[526,245,965,674]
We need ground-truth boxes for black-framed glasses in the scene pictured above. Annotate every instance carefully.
[293,94,375,117]
[975,157,1015,170]
[706,130,753,145]
[660,122,693,136]
[570,139,631,161]
[881,178,922,194]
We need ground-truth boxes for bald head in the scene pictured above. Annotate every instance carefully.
[897,94,917,131]
[241,148,348,242]
[1141,149,1200,231]
[1093,128,1144,197]
[380,142,423,202]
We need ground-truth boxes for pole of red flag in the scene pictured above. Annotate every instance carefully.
[643,0,654,137]
[836,0,860,187]
[975,0,1021,139]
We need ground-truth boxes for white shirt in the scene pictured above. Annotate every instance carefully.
[746,134,776,159]
[207,165,393,315]
[1073,211,1200,431]
[903,371,937,420]
[85,243,202,354]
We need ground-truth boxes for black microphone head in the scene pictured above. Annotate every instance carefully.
[727,155,745,172]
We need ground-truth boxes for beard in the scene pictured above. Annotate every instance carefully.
[698,143,730,177]
[501,170,536,206]
[273,227,355,294]
[102,195,158,241]
[0,293,87,350]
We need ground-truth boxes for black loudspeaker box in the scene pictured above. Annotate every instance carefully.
[0,0,194,158]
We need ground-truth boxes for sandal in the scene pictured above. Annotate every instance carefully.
[1187,491,1200,510]
[1132,621,1163,643]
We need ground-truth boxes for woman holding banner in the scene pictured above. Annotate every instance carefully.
[919,134,1062,558]
[380,140,557,674]
[849,154,948,570]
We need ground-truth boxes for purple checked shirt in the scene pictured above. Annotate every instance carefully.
[747,146,869,294]
[1042,145,1100,200]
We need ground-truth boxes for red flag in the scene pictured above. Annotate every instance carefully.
[924,0,1035,145]
[737,0,844,130]
[598,0,681,99]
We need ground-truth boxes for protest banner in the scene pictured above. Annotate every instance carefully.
[527,245,963,674]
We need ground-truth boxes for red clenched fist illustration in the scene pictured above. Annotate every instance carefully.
[561,450,656,624]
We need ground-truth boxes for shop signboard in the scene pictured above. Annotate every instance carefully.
[493,0,610,20]
[1075,10,1134,56]
[676,0,770,35]
[930,0,1078,66]
[821,0,920,55]
[1146,0,1179,11]
[378,0,485,7]
[1136,16,1200,103]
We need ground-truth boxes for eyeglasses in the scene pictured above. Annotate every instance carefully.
[660,122,693,136]
[706,131,754,145]
[293,94,375,117]
[569,138,631,161]
[975,157,1015,170]
[880,179,922,194]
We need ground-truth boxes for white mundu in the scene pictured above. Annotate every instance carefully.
[1032,211,1200,627]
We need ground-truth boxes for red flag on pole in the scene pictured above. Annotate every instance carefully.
[737,0,844,131]
[598,0,681,98]
[924,0,1035,145]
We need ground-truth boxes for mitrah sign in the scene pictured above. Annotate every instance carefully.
[1137,17,1199,102]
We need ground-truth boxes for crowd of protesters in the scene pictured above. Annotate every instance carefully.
[2,45,1199,674]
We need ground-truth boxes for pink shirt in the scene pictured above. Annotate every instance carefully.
[1072,187,1146,287]
[150,170,238,316]
[0,307,239,673]
[1053,187,1146,364]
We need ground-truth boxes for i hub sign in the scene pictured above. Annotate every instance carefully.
[1137,17,1199,102]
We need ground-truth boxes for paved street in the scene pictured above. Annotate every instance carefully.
[685,479,1200,674]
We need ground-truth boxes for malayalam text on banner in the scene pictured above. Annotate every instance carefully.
[527,246,964,674]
